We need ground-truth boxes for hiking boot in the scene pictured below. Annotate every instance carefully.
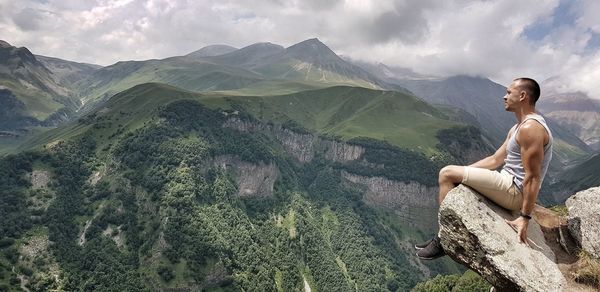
[416,235,445,260]
[414,237,434,250]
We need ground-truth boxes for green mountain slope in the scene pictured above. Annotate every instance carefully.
[35,55,101,89]
[19,83,214,154]
[20,83,463,157]
[0,40,99,155]
[1,84,473,290]
[222,86,460,154]
[0,40,73,124]
[74,58,264,109]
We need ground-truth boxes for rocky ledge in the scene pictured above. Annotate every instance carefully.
[439,184,598,291]
[566,186,600,259]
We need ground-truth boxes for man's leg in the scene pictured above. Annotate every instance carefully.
[437,165,465,203]
[416,165,464,259]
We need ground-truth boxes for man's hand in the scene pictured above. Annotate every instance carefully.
[505,217,530,246]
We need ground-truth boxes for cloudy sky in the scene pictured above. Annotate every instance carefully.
[1,0,599,97]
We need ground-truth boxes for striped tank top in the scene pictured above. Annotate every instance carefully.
[502,114,553,191]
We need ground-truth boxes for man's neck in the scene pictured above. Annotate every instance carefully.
[515,107,537,123]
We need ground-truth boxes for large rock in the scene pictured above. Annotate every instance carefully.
[439,185,567,291]
[566,186,600,259]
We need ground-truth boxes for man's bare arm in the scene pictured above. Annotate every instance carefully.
[505,121,546,244]
[469,125,516,170]
[518,122,546,215]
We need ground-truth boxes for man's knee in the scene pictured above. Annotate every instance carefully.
[438,165,464,184]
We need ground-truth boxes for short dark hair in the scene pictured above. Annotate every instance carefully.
[514,77,540,105]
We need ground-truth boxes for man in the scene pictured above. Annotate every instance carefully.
[416,77,553,260]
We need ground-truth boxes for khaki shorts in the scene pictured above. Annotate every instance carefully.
[461,167,523,211]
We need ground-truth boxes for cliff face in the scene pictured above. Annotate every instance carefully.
[342,171,438,226]
[324,141,364,163]
[223,117,436,216]
[439,184,600,291]
[223,117,364,163]
[213,155,278,198]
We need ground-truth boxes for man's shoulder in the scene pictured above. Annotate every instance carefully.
[517,120,548,144]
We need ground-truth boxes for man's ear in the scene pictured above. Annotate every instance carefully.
[519,90,527,102]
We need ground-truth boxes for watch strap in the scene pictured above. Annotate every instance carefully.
[520,212,532,220]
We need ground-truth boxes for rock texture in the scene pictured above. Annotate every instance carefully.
[341,172,439,227]
[275,128,316,162]
[439,185,567,291]
[566,186,600,259]
[222,117,364,163]
[323,141,364,163]
[30,170,50,189]
[343,171,436,206]
[214,155,278,197]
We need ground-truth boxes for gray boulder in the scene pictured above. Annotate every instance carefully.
[438,184,567,291]
[566,186,600,259]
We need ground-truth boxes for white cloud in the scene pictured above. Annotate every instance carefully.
[0,0,598,98]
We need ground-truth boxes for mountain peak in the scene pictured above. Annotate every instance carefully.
[186,44,238,58]
[0,41,38,65]
[299,38,323,45]
[287,38,329,50]
[245,42,284,50]
[0,40,12,48]
[285,38,340,62]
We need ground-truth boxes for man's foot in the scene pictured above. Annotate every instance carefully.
[416,235,445,260]
[414,237,434,250]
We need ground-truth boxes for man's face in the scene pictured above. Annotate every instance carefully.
[503,81,523,112]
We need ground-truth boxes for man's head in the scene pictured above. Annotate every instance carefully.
[503,77,540,111]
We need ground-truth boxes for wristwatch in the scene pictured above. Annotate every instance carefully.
[520,212,532,220]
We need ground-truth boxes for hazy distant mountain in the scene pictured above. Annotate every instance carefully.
[0,40,69,97]
[73,39,398,110]
[185,44,238,58]
[0,40,77,133]
[549,153,600,203]
[73,56,265,111]
[354,62,514,144]
[346,58,432,82]
[198,39,387,89]
[538,92,600,151]
[390,76,513,146]
[254,38,386,88]
[35,55,101,88]
[207,42,285,69]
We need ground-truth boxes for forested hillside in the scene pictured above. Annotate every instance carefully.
[0,91,494,290]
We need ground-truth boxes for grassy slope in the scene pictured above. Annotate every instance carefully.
[19,83,216,156]
[20,83,460,157]
[0,79,64,120]
[75,58,261,105]
[219,86,459,155]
